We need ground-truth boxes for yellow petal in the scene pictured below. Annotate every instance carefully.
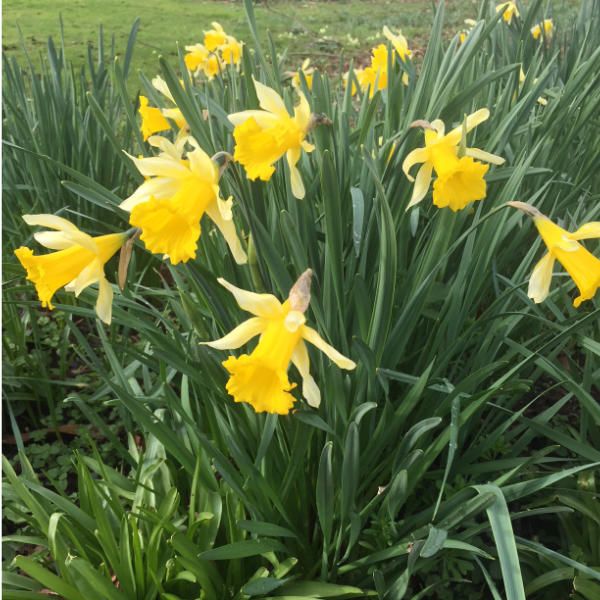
[120,177,181,212]
[291,340,321,408]
[64,260,103,296]
[23,214,98,254]
[464,147,505,165]
[402,147,429,181]
[95,277,114,324]
[406,162,434,210]
[446,108,490,144]
[217,278,282,317]
[528,252,555,303]
[33,231,76,250]
[287,148,305,199]
[203,317,265,350]
[204,203,247,265]
[301,326,355,370]
[567,222,600,241]
[253,78,288,116]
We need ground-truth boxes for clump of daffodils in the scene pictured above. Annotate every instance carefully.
[346,26,411,98]
[402,109,505,211]
[509,202,600,307]
[184,22,243,80]
[204,270,356,414]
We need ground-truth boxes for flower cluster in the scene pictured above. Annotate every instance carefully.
[14,18,600,418]
[345,26,411,98]
[184,22,243,79]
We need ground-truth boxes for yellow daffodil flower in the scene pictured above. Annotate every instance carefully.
[382,26,412,61]
[402,109,505,210]
[458,19,477,44]
[120,135,246,265]
[531,19,553,40]
[138,76,187,141]
[204,22,228,51]
[292,58,315,90]
[496,2,519,24]
[229,78,315,199]
[184,43,209,72]
[204,270,356,414]
[221,38,243,66]
[508,202,600,307]
[15,215,126,323]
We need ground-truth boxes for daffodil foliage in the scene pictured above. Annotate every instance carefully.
[5,1,600,599]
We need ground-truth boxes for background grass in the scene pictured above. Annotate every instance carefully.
[3,0,581,76]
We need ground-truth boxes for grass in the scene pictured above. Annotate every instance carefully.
[3,0,581,78]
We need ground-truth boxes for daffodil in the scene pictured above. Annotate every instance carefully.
[496,2,519,24]
[402,109,505,210]
[229,78,315,199]
[291,59,315,90]
[184,43,210,73]
[120,135,246,265]
[518,67,548,106]
[531,19,553,40]
[221,38,243,66]
[509,202,600,307]
[382,26,412,61]
[138,76,187,141]
[14,215,127,323]
[204,270,356,414]
[458,19,477,44]
[204,22,228,51]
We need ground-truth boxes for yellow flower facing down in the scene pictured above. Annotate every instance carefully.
[496,2,519,24]
[229,78,315,199]
[531,19,553,40]
[15,215,126,324]
[138,76,187,141]
[204,270,356,414]
[508,202,600,308]
[120,135,246,265]
[402,109,505,210]
[291,58,315,90]
[221,38,243,66]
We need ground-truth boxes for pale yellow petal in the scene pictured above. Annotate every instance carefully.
[301,326,356,370]
[287,148,305,199]
[95,277,114,325]
[406,162,434,210]
[124,152,188,179]
[33,231,76,250]
[464,147,505,165]
[567,222,600,241]
[205,204,247,265]
[65,260,102,296]
[284,310,306,332]
[202,317,264,350]
[228,110,280,128]
[23,214,98,254]
[528,252,555,304]
[402,147,429,181]
[253,78,288,116]
[446,108,490,144]
[218,278,282,317]
[151,75,175,103]
[120,178,181,212]
[291,340,321,408]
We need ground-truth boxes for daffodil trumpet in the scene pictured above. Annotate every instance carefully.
[203,269,356,414]
[508,201,600,307]
[402,109,505,211]
[14,214,129,324]
[138,76,187,141]
[120,135,246,265]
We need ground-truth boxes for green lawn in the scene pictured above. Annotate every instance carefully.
[2,0,580,80]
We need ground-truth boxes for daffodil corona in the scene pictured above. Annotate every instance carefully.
[204,270,356,414]
[509,202,600,307]
[15,215,127,324]
[120,136,246,265]
[402,109,505,211]
[229,79,315,199]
